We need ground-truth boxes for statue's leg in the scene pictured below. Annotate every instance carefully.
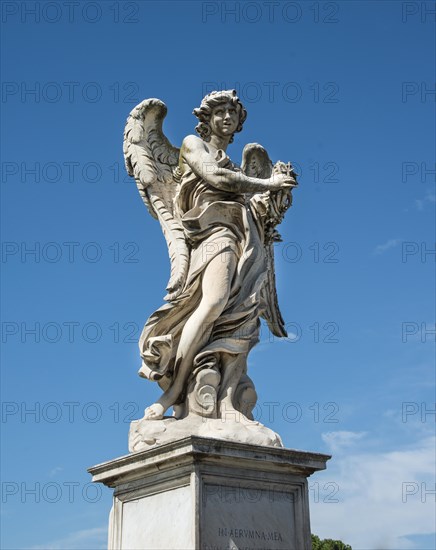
[144,250,237,420]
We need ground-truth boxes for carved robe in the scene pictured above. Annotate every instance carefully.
[138,151,268,401]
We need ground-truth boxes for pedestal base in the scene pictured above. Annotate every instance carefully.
[129,414,284,451]
[88,436,330,550]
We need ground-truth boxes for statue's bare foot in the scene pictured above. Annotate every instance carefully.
[143,403,165,420]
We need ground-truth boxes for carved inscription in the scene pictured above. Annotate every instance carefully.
[218,528,283,541]
[201,483,295,550]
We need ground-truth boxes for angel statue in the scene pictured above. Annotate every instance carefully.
[124,90,298,450]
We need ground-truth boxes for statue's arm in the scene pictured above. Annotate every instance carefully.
[181,136,294,193]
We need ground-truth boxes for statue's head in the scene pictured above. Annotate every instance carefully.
[193,90,247,143]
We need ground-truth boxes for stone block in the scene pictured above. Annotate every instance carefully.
[89,436,330,550]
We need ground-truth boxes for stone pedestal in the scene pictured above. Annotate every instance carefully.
[88,436,330,550]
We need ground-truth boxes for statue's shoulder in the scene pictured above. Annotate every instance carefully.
[181,134,204,151]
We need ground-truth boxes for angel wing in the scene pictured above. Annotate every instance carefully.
[123,98,189,301]
[242,143,297,338]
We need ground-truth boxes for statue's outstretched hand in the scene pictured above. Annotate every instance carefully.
[269,172,297,190]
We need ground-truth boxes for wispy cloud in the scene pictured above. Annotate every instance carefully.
[415,199,424,211]
[30,526,107,550]
[373,238,401,255]
[322,430,367,453]
[312,434,435,549]
[415,192,436,211]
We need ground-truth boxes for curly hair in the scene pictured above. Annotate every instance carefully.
[193,90,247,143]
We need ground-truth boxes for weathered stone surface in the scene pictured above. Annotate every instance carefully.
[88,436,330,550]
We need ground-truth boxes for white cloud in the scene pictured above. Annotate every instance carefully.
[415,199,424,211]
[322,430,367,453]
[373,239,401,255]
[415,192,436,211]
[30,526,107,550]
[311,434,436,549]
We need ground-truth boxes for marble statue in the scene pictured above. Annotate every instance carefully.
[123,90,298,450]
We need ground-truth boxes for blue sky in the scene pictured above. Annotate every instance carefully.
[1,1,435,549]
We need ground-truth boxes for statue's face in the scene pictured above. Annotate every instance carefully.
[210,102,239,139]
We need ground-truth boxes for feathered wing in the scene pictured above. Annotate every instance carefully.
[262,243,287,337]
[242,143,295,338]
[123,98,189,301]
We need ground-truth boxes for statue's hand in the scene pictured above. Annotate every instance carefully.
[269,172,297,190]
